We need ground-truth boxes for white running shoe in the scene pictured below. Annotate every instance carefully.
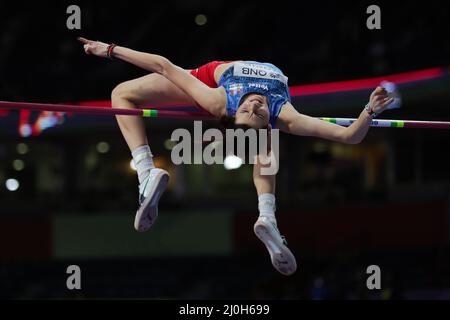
[134,168,170,232]
[253,216,297,276]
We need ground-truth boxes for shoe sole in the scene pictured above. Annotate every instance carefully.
[134,171,169,232]
[254,220,297,276]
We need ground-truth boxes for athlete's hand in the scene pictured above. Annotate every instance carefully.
[368,86,395,114]
[77,37,109,58]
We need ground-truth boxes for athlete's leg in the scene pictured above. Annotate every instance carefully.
[111,72,196,232]
[111,72,195,151]
[253,157,297,276]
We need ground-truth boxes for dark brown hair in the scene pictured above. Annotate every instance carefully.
[219,115,237,130]
[218,115,270,163]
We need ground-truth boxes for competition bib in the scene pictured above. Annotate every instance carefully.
[233,62,288,85]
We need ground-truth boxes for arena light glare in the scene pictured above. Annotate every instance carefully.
[96,141,110,154]
[312,142,327,153]
[223,155,243,170]
[164,139,177,151]
[195,14,207,26]
[12,159,25,171]
[5,178,20,191]
[16,143,29,155]
[130,159,137,171]
[19,124,32,137]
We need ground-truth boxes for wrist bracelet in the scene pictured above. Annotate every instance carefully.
[365,103,378,118]
[107,43,117,59]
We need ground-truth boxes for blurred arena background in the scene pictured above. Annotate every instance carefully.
[0,0,450,299]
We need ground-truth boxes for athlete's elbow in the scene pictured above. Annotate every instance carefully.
[155,56,172,75]
[348,137,363,144]
[341,132,363,144]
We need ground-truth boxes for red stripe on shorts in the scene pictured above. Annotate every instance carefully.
[190,61,234,88]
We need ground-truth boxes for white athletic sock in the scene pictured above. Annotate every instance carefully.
[258,193,277,225]
[131,145,154,189]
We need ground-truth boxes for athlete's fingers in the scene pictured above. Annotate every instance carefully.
[77,37,93,44]
[370,87,384,101]
[381,97,395,108]
[374,86,387,96]
[375,91,388,99]
[374,95,385,103]
[83,44,92,54]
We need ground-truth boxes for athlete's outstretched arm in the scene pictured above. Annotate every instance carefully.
[277,87,394,144]
[78,37,226,117]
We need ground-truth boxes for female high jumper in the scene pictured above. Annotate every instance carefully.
[78,37,394,276]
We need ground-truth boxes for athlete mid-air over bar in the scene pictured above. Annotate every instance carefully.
[77,37,395,276]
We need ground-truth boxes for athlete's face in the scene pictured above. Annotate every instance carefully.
[234,94,270,129]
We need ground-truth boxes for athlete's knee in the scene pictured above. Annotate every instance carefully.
[111,82,134,107]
